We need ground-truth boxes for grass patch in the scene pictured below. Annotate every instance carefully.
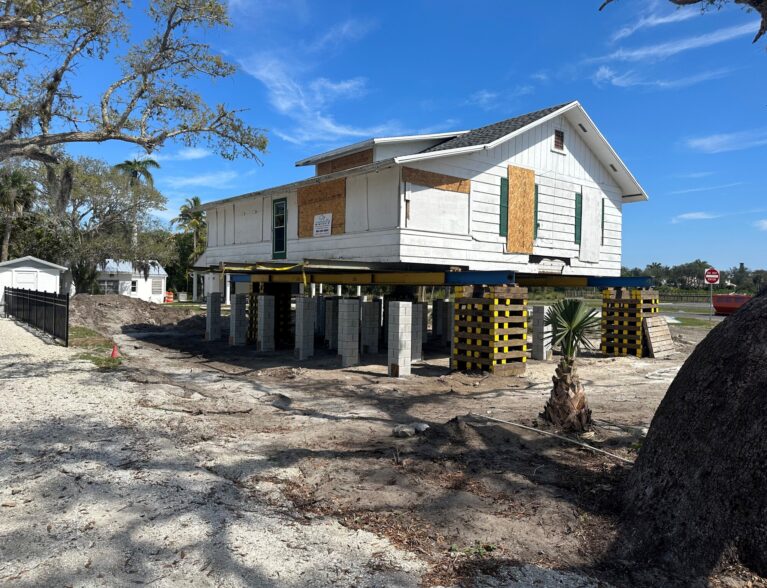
[672,316,717,328]
[74,351,122,369]
[69,325,112,348]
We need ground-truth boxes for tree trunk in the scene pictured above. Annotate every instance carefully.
[541,357,592,432]
[610,291,767,585]
[1,215,13,262]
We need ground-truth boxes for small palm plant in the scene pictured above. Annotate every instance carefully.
[542,299,601,432]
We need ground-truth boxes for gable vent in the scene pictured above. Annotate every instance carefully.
[554,129,565,151]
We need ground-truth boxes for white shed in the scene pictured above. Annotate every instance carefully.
[95,259,168,304]
[0,256,67,310]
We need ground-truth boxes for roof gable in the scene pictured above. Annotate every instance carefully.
[0,255,67,271]
[98,259,167,276]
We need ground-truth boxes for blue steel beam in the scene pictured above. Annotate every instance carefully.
[587,276,654,288]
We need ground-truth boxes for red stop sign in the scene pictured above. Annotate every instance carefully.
[705,268,720,285]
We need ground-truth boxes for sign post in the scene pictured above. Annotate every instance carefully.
[704,268,720,322]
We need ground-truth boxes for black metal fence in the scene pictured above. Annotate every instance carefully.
[3,287,69,346]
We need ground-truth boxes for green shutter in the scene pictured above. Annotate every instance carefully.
[574,192,582,245]
[499,177,508,237]
[533,183,539,239]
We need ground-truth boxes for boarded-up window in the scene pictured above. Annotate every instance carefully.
[574,192,583,245]
[316,149,374,176]
[505,165,536,254]
[499,177,508,237]
[297,178,346,238]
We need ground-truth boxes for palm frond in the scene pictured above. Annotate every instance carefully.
[544,299,601,361]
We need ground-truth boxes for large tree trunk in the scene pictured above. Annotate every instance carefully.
[1,215,12,262]
[541,357,592,432]
[610,291,767,584]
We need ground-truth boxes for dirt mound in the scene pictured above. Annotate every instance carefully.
[614,291,767,584]
[70,294,205,336]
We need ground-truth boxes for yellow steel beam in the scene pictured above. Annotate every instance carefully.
[311,273,373,285]
[373,272,445,285]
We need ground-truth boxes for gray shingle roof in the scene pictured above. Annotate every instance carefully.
[419,102,574,154]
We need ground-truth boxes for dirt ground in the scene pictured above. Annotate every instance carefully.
[1,299,761,587]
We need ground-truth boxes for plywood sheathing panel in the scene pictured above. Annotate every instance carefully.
[402,167,471,194]
[316,149,374,176]
[506,165,535,254]
[297,178,346,238]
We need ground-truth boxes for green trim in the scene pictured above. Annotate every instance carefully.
[272,197,287,260]
[574,192,582,245]
[533,183,539,239]
[499,177,508,237]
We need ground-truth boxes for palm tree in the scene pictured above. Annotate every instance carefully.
[172,196,206,258]
[541,299,601,432]
[0,170,36,262]
[113,158,160,246]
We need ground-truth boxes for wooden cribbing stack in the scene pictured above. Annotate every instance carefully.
[600,288,660,358]
[452,284,528,375]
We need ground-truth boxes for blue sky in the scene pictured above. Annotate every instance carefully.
[66,0,767,269]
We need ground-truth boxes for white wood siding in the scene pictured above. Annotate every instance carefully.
[400,115,624,275]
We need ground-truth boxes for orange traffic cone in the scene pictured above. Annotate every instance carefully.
[110,344,120,359]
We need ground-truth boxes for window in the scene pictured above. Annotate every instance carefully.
[98,280,119,294]
[554,129,565,151]
[533,184,539,239]
[499,177,509,237]
[151,279,163,295]
[574,192,583,245]
[272,198,287,259]
[131,280,137,293]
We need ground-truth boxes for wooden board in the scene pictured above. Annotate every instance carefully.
[402,167,471,194]
[642,316,675,358]
[316,149,373,175]
[506,165,535,254]
[297,178,346,238]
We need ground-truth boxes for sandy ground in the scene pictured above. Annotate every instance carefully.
[3,312,752,587]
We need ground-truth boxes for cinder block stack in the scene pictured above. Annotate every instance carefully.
[388,301,412,377]
[247,293,258,343]
[294,296,314,361]
[229,294,248,346]
[205,292,222,341]
[530,305,552,360]
[451,285,528,375]
[361,300,381,354]
[600,288,660,357]
[324,297,339,350]
[411,302,426,361]
[337,299,360,367]
[256,294,275,352]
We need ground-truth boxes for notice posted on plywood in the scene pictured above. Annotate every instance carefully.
[298,178,346,238]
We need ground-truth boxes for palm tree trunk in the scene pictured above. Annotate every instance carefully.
[1,214,13,262]
[541,357,592,432]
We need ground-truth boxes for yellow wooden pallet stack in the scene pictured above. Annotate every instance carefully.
[600,288,660,357]
[452,284,528,375]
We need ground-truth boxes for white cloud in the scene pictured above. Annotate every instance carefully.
[756,219,767,231]
[669,182,743,195]
[466,85,534,111]
[595,22,759,63]
[240,55,403,144]
[161,171,239,190]
[676,171,715,179]
[306,18,376,53]
[686,128,767,153]
[672,211,721,223]
[593,66,732,89]
[531,71,549,82]
[611,6,699,42]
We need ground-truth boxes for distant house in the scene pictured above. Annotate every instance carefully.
[95,259,167,304]
[195,101,647,278]
[0,255,67,310]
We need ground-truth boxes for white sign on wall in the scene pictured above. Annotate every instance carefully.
[313,213,333,237]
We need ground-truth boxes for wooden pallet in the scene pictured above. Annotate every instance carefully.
[642,316,675,358]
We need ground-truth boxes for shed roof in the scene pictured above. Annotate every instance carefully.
[0,255,68,272]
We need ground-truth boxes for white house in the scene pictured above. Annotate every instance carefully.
[95,259,168,304]
[195,101,647,278]
[0,255,67,310]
